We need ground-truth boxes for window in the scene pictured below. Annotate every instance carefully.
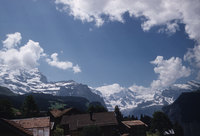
[38,129,43,136]
[33,128,37,136]
[44,127,49,136]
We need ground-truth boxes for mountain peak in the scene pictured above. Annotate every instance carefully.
[0,67,105,106]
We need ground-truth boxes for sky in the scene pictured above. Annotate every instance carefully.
[0,0,200,92]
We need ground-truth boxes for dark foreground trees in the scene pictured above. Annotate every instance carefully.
[114,105,123,123]
[21,95,39,117]
[0,99,14,118]
[173,122,184,136]
[87,104,107,113]
[151,111,173,136]
[53,125,64,136]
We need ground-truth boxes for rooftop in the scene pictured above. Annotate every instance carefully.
[50,108,73,118]
[11,116,50,129]
[0,118,33,136]
[61,112,118,130]
[122,120,147,128]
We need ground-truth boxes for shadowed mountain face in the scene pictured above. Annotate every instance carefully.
[163,91,200,136]
[130,81,200,117]
[0,86,16,96]
[0,88,90,112]
[0,66,105,107]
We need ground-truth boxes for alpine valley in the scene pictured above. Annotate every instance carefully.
[1,65,200,116]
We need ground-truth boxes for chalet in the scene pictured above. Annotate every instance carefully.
[60,112,118,136]
[0,118,33,136]
[49,108,80,120]
[122,120,147,136]
[11,117,51,136]
[49,108,81,129]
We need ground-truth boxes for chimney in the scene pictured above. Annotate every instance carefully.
[89,111,93,121]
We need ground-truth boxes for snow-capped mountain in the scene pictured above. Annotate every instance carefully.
[94,81,200,116]
[1,65,200,116]
[0,65,105,106]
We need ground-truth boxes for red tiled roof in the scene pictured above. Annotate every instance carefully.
[122,120,147,128]
[121,134,130,136]
[0,118,33,136]
[11,116,50,129]
[61,112,118,130]
[50,109,62,118]
[50,108,73,118]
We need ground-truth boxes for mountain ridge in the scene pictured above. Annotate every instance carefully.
[94,80,200,116]
[0,66,106,107]
[1,65,200,116]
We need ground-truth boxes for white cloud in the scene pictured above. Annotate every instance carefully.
[55,0,200,42]
[0,32,81,74]
[46,53,81,73]
[97,56,191,99]
[2,32,22,49]
[73,65,81,73]
[150,56,191,89]
[96,83,125,97]
[184,45,200,79]
[0,39,44,70]
[158,22,179,34]
[129,84,149,94]
[55,0,200,80]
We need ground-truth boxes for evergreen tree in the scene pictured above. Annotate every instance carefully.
[21,95,39,117]
[173,122,184,136]
[140,114,144,120]
[87,105,107,113]
[140,114,152,131]
[53,125,64,136]
[131,114,137,120]
[114,105,123,123]
[151,111,173,136]
[0,99,14,118]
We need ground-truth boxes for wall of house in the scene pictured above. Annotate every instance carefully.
[101,125,117,136]
[66,125,117,136]
[69,130,79,136]
[29,127,50,136]
[130,125,146,136]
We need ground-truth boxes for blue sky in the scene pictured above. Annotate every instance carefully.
[0,0,199,90]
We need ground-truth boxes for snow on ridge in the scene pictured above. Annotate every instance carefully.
[0,67,78,94]
[93,80,200,114]
[1,65,200,115]
[172,83,191,90]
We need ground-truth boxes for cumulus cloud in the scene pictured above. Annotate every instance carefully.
[98,56,191,96]
[2,32,22,49]
[96,83,125,96]
[55,0,200,42]
[46,53,81,73]
[129,84,149,94]
[73,65,81,73]
[0,32,81,73]
[55,0,200,80]
[150,56,191,89]
[184,45,200,79]
[158,22,180,34]
[0,38,44,70]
